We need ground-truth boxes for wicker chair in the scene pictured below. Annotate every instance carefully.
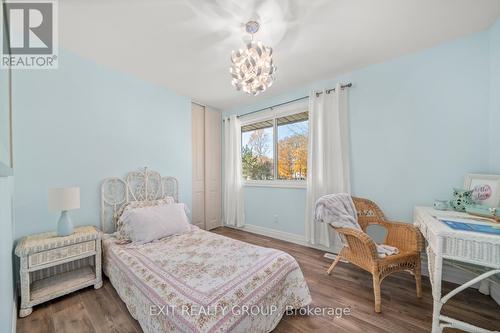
[326,197,423,313]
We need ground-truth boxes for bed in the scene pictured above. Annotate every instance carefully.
[101,168,311,333]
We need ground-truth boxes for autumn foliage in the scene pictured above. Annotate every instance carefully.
[277,134,307,180]
[242,122,308,180]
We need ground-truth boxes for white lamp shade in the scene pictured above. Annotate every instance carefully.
[48,187,80,211]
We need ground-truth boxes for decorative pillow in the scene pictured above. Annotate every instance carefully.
[115,197,175,237]
[117,203,191,242]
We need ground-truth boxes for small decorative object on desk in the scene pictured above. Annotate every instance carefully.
[48,187,80,236]
[464,173,500,208]
[15,226,102,317]
[465,204,500,222]
[449,188,474,212]
[433,200,449,211]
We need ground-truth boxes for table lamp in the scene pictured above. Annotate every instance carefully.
[48,187,80,236]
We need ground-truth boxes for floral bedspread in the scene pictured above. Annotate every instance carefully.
[103,227,311,333]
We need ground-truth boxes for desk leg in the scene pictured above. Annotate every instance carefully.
[427,245,443,333]
[439,269,500,332]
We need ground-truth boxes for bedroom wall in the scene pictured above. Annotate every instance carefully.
[224,27,492,237]
[489,19,500,174]
[12,50,192,239]
[0,177,14,333]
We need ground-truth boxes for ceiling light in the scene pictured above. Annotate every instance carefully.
[230,21,277,96]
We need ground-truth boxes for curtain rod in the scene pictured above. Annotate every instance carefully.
[236,83,352,119]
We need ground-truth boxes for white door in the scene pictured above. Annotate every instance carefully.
[204,108,222,230]
[191,103,205,229]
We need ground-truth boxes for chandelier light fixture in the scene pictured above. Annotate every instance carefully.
[230,21,276,96]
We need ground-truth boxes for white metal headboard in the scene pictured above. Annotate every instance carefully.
[100,167,179,233]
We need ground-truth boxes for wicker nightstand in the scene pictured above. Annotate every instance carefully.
[15,226,102,317]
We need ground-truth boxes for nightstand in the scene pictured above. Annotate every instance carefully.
[15,226,102,317]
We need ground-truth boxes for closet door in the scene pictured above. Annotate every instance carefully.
[204,108,221,230]
[191,103,205,229]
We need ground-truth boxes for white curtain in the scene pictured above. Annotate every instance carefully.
[223,115,245,227]
[305,83,351,249]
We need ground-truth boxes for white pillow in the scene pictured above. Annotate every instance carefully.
[119,203,191,242]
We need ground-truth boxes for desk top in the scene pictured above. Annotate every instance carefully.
[414,207,500,268]
[414,206,500,241]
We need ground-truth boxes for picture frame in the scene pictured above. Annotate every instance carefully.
[464,174,500,208]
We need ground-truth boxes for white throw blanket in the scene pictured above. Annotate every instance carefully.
[314,193,399,258]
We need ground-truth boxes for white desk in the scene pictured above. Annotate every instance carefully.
[414,207,500,333]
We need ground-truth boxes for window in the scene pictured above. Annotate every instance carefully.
[241,108,309,185]
[241,120,274,180]
[277,112,308,180]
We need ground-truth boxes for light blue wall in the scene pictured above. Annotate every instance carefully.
[0,176,14,333]
[13,50,192,239]
[489,19,500,174]
[225,28,493,235]
[243,187,306,235]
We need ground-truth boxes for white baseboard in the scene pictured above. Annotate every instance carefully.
[420,256,479,286]
[228,224,307,245]
[224,223,336,254]
[224,223,500,305]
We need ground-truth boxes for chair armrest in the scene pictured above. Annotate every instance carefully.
[335,227,379,262]
[382,221,423,253]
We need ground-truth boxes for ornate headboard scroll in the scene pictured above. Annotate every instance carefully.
[100,167,179,233]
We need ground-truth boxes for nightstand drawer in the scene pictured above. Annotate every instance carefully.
[28,240,96,268]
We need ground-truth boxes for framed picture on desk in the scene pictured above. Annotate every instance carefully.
[464,174,500,208]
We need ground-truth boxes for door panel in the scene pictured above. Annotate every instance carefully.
[204,108,221,230]
[191,103,205,229]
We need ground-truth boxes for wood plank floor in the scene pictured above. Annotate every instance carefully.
[17,227,500,333]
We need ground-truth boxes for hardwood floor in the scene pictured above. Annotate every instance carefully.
[17,227,500,333]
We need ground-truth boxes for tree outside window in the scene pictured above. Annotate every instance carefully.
[242,126,274,180]
[241,111,308,182]
[277,118,308,180]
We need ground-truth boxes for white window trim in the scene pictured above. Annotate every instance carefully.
[239,99,308,126]
[243,179,307,189]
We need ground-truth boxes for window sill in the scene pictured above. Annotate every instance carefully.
[243,180,307,189]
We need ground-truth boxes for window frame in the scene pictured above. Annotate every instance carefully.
[240,99,309,188]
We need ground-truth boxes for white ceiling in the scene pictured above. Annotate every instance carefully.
[60,0,500,110]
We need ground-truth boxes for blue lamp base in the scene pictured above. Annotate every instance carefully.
[57,210,74,236]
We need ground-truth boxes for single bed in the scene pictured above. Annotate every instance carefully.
[101,168,311,333]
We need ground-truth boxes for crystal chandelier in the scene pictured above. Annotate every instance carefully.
[230,21,276,96]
